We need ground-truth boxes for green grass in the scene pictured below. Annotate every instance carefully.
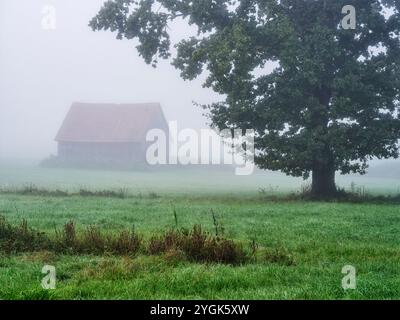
[0,193,399,300]
[0,162,399,300]
[1,159,400,196]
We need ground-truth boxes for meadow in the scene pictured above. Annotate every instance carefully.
[0,160,399,300]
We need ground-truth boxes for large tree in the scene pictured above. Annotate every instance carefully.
[90,0,400,197]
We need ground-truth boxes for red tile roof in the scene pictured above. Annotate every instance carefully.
[55,102,167,143]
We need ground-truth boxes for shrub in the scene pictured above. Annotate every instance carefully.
[181,225,208,262]
[0,216,50,253]
[54,220,79,253]
[0,185,127,199]
[148,230,183,255]
[78,188,128,199]
[0,217,247,265]
[148,225,245,265]
[81,226,106,254]
[109,229,142,256]
[205,238,245,264]
[63,220,77,247]
[264,247,296,266]
[148,192,160,199]
[53,222,142,256]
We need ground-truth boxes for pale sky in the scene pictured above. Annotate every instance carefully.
[0,0,397,170]
[0,0,223,159]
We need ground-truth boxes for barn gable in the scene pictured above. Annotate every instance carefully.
[56,102,168,143]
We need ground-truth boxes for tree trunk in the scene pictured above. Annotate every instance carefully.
[311,163,337,198]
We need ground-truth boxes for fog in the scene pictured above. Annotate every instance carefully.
[0,0,398,177]
[0,0,223,159]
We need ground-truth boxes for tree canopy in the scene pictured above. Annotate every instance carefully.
[90,0,400,196]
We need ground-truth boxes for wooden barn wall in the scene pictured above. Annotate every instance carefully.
[58,142,145,164]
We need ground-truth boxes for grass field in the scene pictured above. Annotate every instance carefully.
[0,161,399,300]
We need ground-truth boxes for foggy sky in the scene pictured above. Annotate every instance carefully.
[0,1,397,169]
[0,0,223,159]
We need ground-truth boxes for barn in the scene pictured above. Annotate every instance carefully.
[55,102,168,167]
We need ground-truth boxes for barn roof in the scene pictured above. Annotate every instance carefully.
[55,102,167,143]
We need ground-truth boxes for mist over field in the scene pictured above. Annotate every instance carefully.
[0,0,218,159]
[1,0,400,302]
[0,0,398,195]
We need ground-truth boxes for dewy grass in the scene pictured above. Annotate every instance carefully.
[1,184,400,204]
[0,190,399,299]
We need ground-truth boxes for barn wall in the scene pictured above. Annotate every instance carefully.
[58,142,145,165]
